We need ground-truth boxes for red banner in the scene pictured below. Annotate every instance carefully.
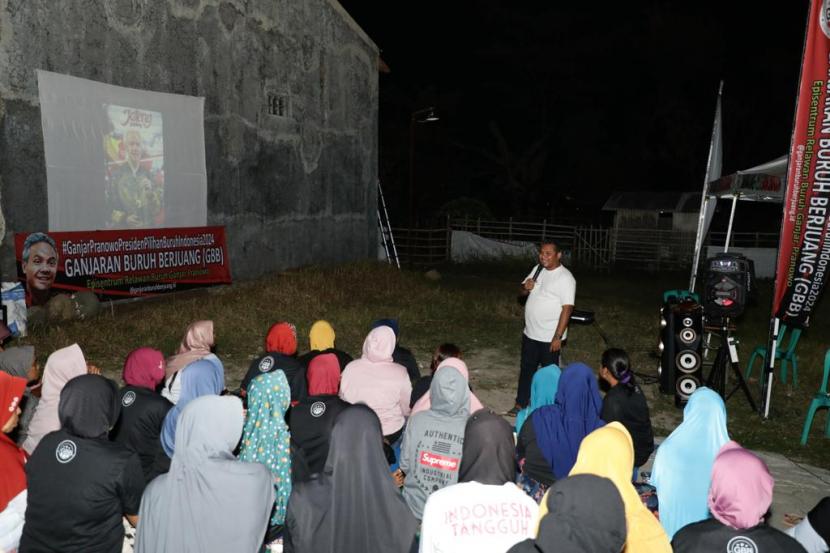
[773,0,830,328]
[15,226,231,307]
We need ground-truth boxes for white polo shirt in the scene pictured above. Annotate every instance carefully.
[523,264,576,342]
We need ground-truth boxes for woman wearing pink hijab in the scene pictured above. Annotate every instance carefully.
[409,358,484,417]
[339,326,412,439]
[21,343,90,454]
[161,320,215,404]
[672,441,806,552]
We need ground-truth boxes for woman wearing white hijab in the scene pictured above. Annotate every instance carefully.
[135,395,274,553]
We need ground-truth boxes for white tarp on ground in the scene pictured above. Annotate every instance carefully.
[705,246,777,278]
[450,230,537,262]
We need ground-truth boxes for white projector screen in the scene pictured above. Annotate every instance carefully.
[37,70,207,231]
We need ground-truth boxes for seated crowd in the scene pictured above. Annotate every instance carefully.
[0,318,826,553]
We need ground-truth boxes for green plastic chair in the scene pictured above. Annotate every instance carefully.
[744,325,802,387]
[800,349,830,445]
[662,289,700,304]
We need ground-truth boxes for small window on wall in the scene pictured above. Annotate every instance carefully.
[266,93,289,117]
[658,211,673,230]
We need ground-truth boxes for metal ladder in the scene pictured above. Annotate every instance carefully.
[377,180,400,268]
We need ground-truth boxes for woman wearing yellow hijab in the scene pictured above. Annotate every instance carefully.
[538,422,671,553]
[298,320,353,372]
[309,320,336,351]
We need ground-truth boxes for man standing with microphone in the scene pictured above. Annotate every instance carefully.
[508,241,576,416]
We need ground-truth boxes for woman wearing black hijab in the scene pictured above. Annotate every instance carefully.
[419,409,539,553]
[288,353,349,482]
[284,404,417,553]
[110,347,172,483]
[508,474,627,553]
[20,374,145,553]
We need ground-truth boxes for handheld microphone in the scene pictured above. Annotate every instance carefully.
[531,264,543,281]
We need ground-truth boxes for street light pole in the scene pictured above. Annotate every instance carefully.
[409,118,416,227]
[408,107,439,228]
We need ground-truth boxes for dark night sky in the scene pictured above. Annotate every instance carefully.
[340,1,809,226]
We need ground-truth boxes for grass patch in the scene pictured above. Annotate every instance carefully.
[17,259,830,468]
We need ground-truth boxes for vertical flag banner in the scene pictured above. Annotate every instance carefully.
[773,0,830,328]
[689,81,723,292]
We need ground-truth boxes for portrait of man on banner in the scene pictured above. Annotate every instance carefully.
[20,232,59,307]
[104,105,165,229]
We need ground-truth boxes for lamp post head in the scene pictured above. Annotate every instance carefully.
[412,107,439,123]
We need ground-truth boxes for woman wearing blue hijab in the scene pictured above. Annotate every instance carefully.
[516,364,565,501]
[532,362,604,480]
[650,387,729,540]
[514,364,560,434]
[159,356,224,458]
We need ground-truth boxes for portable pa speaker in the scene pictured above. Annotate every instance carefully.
[658,300,704,406]
[703,253,754,318]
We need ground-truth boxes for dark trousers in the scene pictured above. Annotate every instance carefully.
[516,334,560,407]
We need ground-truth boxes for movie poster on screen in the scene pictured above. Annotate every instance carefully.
[37,70,207,232]
[15,227,231,307]
[104,105,165,229]
[773,0,830,328]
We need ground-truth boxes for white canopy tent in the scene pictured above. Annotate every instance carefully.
[689,155,786,291]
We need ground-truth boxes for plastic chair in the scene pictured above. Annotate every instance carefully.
[800,349,830,445]
[662,289,700,304]
[744,325,802,387]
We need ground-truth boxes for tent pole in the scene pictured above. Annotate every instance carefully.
[761,317,779,418]
[723,194,738,253]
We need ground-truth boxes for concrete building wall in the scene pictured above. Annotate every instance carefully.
[0,0,378,279]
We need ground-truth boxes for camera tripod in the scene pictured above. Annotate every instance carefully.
[704,317,757,411]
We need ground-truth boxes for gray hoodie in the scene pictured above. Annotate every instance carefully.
[400,366,470,519]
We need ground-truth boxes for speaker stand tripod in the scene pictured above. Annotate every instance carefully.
[705,318,757,411]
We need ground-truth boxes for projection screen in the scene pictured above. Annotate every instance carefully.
[37,70,207,231]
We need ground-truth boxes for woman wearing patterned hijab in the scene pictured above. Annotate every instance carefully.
[239,370,292,531]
